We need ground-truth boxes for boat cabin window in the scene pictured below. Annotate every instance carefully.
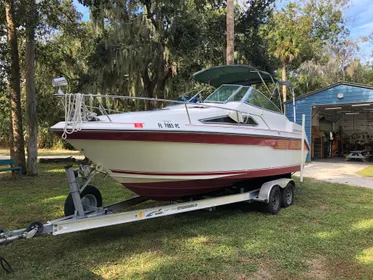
[244,87,281,113]
[204,85,241,103]
[200,115,257,126]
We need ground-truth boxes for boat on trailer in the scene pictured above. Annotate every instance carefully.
[0,64,308,245]
[50,64,309,201]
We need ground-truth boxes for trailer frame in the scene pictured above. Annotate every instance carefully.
[0,165,296,245]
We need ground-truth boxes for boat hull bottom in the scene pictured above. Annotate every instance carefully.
[122,172,294,201]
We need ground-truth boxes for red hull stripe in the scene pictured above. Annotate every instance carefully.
[111,165,300,177]
[53,130,310,151]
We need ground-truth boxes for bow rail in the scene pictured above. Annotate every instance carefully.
[54,92,272,139]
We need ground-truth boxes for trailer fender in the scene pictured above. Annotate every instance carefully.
[256,178,295,203]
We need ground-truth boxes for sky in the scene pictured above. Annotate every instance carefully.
[344,0,373,60]
[73,0,90,22]
[347,0,373,40]
[73,0,372,60]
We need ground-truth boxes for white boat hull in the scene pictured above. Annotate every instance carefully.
[57,130,308,200]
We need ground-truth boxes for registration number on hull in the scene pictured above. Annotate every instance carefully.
[158,122,180,129]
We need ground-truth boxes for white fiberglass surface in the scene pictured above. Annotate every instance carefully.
[68,139,306,178]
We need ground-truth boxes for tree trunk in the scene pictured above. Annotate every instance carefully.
[7,82,15,159]
[282,62,287,114]
[156,44,172,104]
[156,45,166,101]
[26,0,38,176]
[142,64,157,110]
[5,1,26,172]
[226,0,234,65]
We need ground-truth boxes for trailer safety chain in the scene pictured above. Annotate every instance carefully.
[0,255,13,274]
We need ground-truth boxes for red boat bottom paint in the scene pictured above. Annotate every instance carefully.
[119,165,300,200]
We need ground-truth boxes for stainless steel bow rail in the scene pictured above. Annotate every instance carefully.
[0,165,296,245]
[56,92,274,134]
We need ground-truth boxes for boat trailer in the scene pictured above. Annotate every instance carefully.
[0,164,297,245]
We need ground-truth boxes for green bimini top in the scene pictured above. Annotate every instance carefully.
[192,65,277,88]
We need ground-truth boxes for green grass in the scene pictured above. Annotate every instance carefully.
[357,166,373,177]
[1,164,373,279]
[0,148,81,157]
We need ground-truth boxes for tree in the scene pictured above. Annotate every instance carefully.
[0,2,11,150]
[235,0,275,72]
[260,3,309,112]
[226,0,234,64]
[24,0,38,175]
[82,0,227,108]
[261,0,349,111]
[329,39,360,82]
[296,39,362,94]
[5,0,26,172]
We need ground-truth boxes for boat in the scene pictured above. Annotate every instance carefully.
[50,65,309,201]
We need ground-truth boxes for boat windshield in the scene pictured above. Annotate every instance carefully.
[204,85,242,103]
[167,89,206,106]
[203,84,281,112]
[244,87,281,112]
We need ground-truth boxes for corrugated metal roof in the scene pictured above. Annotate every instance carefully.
[288,82,373,103]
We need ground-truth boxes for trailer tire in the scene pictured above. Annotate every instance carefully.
[26,221,44,236]
[64,185,103,216]
[264,186,281,215]
[281,184,294,208]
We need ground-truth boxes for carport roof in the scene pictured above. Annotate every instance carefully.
[288,82,373,103]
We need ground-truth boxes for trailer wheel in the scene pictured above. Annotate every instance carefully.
[27,221,44,236]
[281,184,294,208]
[64,185,103,216]
[264,186,281,215]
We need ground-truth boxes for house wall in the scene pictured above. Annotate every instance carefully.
[285,84,373,160]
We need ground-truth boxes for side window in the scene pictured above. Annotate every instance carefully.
[200,115,257,126]
[245,88,281,112]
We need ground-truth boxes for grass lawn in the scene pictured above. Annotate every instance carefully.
[1,164,373,279]
[357,166,373,177]
[0,148,81,157]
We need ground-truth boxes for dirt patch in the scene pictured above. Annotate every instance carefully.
[326,258,365,279]
[250,263,275,280]
[303,259,328,279]
[237,257,251,263]
[318,205,344,211]
[234,274,251,280]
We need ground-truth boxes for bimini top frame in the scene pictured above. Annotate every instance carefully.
[192,64,277,87]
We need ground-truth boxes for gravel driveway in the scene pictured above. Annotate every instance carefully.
[294,158,372,189]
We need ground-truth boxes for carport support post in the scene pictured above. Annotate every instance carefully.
[300,114,305,188]
[65,166,85,217]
